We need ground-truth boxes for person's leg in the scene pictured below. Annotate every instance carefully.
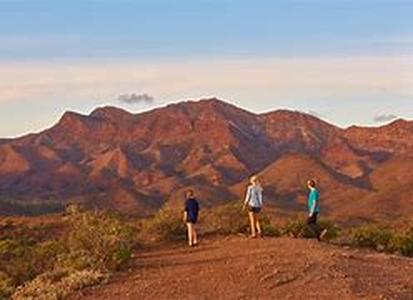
[248,211,256,237]
[255,213,262,236]
[307,213,321,240]
[192,224,198,245]
[186,222,193,246]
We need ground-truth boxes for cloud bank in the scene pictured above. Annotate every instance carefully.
[117,93,155,105]
[373,113,398,123]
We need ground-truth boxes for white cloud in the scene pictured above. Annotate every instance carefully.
[373,113,398,123]
[117,93,155,105]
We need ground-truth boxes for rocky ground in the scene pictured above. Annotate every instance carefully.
[71,236,413,300]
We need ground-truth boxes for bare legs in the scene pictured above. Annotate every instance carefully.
[186,222,198,246]
[248,211,262,238]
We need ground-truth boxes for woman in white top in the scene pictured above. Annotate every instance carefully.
[242,175,263,238]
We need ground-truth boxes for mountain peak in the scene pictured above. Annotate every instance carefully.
[89,106,137,126]
[386,118,412,129]
[90,106,133,119]
[58,111,89,126]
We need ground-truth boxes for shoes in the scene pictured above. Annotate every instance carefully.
[319,229,328,241]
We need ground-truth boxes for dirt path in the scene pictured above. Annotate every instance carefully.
[72,237,413,300]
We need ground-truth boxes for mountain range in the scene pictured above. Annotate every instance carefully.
[0,98,412,221]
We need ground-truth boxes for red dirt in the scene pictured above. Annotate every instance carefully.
[72,237,413,300]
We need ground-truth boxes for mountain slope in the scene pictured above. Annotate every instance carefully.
[0,98,411,219]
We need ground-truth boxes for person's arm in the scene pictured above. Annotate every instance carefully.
[183,201,188,223]
[242,186,251,210]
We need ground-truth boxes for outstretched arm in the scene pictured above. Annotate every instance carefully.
[242,186,251,210]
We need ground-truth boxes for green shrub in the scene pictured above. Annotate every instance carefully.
[349,225,413,256]
[204,203,250,235]
[55,250,100,273]
[350,225,393,250]
[202,203,281,237]
[282,217,339,241]
[282,217,307,238]
[140,206,186,242]
[260,220,281,237]
[0,271,14,299]
[65,211,136,271]
[11,269,107,300]
[0,210,136,298]
[0,238,54,286]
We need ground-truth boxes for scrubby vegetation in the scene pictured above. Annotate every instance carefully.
[348,224,413,256]
[0,208,136,299]
[282,216,340,241]
[139,204,187,242]
[203,202,281,237]
[139,202,281,242]
[2,201,413,299]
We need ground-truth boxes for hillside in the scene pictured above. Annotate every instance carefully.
[0,98,412,221]
[71,236,413,300]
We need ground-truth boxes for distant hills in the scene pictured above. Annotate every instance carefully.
[0,98,412,221]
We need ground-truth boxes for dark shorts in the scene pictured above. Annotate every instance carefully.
[248,206,261,213]
[307,212,318,224]
[186,217,198,224]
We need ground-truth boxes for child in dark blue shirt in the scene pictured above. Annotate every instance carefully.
[183,189,200,247]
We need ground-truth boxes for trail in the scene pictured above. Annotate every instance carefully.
[72,237,413,300]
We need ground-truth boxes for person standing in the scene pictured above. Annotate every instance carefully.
[306,179,327,241]
[183,189,200,247]
[243,176,263,238]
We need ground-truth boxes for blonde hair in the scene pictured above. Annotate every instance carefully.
[250,175,259,185]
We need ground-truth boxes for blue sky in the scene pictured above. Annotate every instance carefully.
[0,0,412,137]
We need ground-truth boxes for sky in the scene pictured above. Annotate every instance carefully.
[0,0,412,137]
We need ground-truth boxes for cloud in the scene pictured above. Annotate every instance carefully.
[373,113,398,123]
[117,93,155,105]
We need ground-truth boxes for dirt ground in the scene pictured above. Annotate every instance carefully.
[72,236,413,300]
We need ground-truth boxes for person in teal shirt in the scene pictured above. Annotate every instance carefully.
[307,179,327,241]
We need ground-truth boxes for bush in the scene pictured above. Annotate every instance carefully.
[204,203,250,235]
[350,225,393,250]
[140,205,186,242]
[203,202,281,237]
[0,210,136,298]
[65,211,136,271]
[0,238,65,288]
[12,269,107,300]
[260,219,281,237]
[0,271,14,299]
[282,216,339,241]
[350,225,413,256]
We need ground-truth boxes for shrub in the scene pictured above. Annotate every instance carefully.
[349,225,413,256]
[65,211,136,271]
[350,224,393,250]
[260,220,281,237]
[0,271,14,299]
[203,202,281,237]
[282,216,339,241]
[140,205,186,242]
[12,269,107,300]
[204,203,250,235]
[0,210,136,298]
[282,217,307,238]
